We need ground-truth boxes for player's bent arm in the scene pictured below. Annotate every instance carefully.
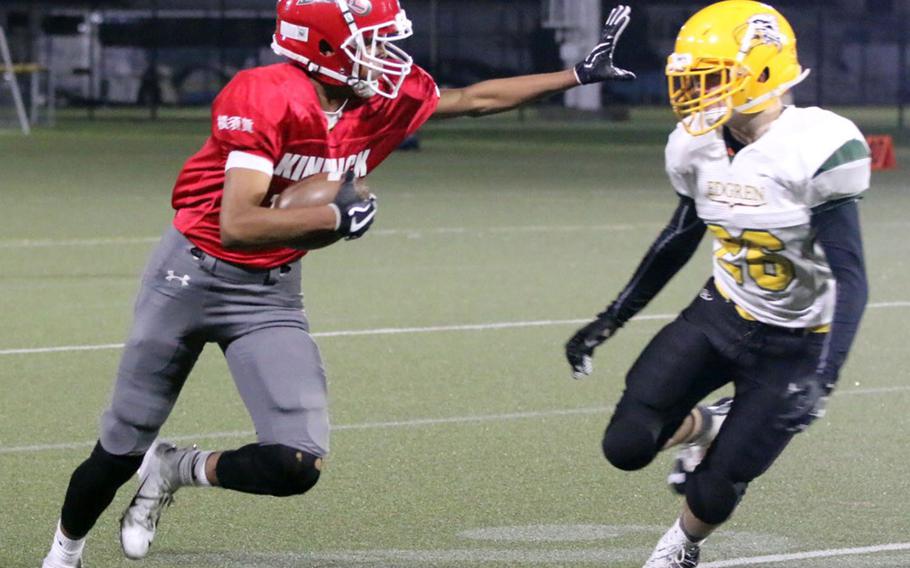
[433,70,579,119]
[601,195,706,327]
[219,167,337,250]
[565,195,704,379]
[774,198,868,432]
[810,198,869,385]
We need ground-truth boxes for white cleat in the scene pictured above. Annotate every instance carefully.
[644,540,701,568]
[668,397,733,495]
[644,521,701,568]
[42,553,83,568]
[119,439,190,559]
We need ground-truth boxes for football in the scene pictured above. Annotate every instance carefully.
[276,172,370,250]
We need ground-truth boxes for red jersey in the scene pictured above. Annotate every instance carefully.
[172,62,439,269]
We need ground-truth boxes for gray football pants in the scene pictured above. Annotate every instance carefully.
[100,226,329,458]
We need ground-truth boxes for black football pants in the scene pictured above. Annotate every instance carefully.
[605,278,827,489]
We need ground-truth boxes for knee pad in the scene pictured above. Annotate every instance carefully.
[270,445,322,496]
[217,443,322,497]
[685,469,747,525]
[602,419,659,471]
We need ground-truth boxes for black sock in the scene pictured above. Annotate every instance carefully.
[60,441,143,538]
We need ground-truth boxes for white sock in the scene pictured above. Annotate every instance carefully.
[675,518,706,545]
[192,450,213,487]
[172,448,213,487]
[51,520,85,556]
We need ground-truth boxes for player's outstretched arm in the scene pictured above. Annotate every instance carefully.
[220,167,349,250]
[433,5,635,119]
[565,195,705,379]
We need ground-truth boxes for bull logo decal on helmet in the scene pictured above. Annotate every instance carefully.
[348,0,372,16]
[738,15,783,52]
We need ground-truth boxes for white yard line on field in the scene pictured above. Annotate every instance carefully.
[1,301,908,357]
[0,236,160,248]
[0,407,609,455]
[0,316,658,356]
[0,385,906,456]
[0,223,647,249]
[0,342,126,356]
[701,542,910,567]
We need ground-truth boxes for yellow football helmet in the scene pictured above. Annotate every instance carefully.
[666,0,810,135]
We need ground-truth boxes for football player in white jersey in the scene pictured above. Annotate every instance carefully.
[565,1,870,567]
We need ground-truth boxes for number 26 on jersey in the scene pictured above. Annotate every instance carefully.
[707,224,796,292]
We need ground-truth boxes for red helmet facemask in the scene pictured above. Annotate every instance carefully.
[272,0,414,99]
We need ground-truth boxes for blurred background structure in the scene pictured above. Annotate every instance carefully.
[0,0,908,129]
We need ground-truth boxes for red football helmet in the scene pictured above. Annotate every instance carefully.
[272,0,414,99]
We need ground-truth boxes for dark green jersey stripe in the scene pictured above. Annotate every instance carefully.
[814,139,870,177]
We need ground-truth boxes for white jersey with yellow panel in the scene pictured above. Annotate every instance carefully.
[665,106,871,329]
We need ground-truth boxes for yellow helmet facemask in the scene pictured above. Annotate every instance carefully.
[666,1,810,136]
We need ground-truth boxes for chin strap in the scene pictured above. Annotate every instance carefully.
[735,68,811,113]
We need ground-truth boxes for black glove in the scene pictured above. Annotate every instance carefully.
[565,313,620,380]
[774,373,834,433]
[332,171,378,240]
[574,5,636,85]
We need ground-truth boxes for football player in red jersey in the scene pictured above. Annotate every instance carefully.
[43,1,635,565]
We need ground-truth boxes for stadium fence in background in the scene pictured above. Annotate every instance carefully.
[0,1,906,130]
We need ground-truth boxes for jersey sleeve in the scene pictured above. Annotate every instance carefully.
[602,195,705,326]
[402,66,441,136]
[665,124,696,198]
[211,70,288,175]
[802,111,872,208]
[811,200,868,382]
